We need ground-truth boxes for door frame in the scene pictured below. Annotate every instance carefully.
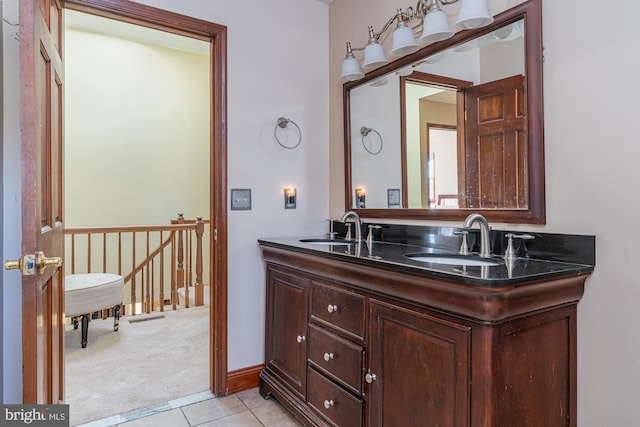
[62,0,228,396]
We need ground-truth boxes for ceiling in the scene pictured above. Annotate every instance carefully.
[65,9,209,55]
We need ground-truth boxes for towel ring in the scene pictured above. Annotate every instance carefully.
[361,126,383,155]
[274,117,302,149]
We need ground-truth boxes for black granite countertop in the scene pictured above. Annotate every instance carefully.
[258,231,595,287]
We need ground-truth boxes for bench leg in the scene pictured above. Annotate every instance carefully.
[113,304,121,332]
[81,314,89,348]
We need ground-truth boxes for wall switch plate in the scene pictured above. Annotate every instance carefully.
[230,189,252,210]
[387,188,401,208]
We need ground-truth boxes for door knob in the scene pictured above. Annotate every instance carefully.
[37,251,63,270]
[4,252,62,276]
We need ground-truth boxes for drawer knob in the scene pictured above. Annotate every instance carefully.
[296,335,306,343]
[323,352,334,361]
[323,399,335,409]
[327,304,338,313]
[365,372,377,383]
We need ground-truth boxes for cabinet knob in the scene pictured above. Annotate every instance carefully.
[323,399,335,409]
[323,352,334,361]
[327,304,338,313]
[365,372,377,383]
[296,335,306,343]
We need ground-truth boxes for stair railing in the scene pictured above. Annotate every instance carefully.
[64,215,208,316]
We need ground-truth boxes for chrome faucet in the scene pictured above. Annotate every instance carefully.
[463,213,491,257]
[340,210,362,242]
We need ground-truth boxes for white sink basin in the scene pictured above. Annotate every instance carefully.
[299,238,355,245]
[405,253,503,267]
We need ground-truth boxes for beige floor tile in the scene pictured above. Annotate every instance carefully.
[235,387,270,410]
[196,410,263,427]
[251,399,304,427]
[116,408,189,427]
[181,395,247,425]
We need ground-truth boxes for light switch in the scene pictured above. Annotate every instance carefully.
[230,189,252,210]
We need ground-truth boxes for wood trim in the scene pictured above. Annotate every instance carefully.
[227,364,264,394]
[62,0,228,396]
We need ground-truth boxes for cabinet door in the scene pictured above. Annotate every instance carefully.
[264,266,309,398]
[367,300,471,427]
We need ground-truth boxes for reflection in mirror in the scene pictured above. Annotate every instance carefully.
[403,21,525,209]
[344,0,544,223]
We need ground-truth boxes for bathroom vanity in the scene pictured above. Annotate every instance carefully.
[258,227,594,427]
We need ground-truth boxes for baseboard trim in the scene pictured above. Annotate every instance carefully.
[227,364,264,394]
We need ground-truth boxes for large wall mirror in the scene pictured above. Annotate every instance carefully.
[344,0,544,223]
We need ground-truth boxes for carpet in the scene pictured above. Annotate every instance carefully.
[65,305,210,426]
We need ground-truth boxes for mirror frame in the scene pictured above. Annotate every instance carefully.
[343,0,544,224]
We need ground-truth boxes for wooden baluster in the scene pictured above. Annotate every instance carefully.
[71,234,76,274]
[118,232,123,316]
[131,232,137,315]
[171,233,177,310]
[194,217,205,306]
[151,258,155,312]
[87,233,92,273]
[146,231,151,313]
[118,232,122,276]
[187,230,193,288]
[160,231,165,312]
[103,232,107,273]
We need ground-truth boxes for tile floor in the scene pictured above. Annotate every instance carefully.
[76,388,303,427]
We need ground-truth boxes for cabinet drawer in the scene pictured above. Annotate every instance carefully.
[311,281,365,339]
[307,367,363,427]
[308,324,363,394]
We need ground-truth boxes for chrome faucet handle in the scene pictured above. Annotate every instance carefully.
[504,233,535,260]
[325,218,338,240]
[366,225,381,246]
[454,230,470,255]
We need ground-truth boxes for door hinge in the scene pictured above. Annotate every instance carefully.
[464,110,467,121]
[213,228,218,241]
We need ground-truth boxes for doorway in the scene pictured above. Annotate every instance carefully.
[62,0,228,416]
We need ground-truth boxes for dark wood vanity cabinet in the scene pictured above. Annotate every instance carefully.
[260,246,588,427]
[263,266,309,400]
[367,300,471,427]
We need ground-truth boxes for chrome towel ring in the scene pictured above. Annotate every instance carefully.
[274,117,302,149]
[361,126,383,155]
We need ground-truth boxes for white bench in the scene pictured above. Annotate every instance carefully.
[65,273,124,348]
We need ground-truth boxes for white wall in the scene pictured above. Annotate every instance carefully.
[329,0,640,425]
[133,0,330,371]
[2,0,22,403]
[64,28,210,227]
[1,0,329,400]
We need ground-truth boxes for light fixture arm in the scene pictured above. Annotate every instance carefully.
[347,0,452,51]
[340,0,493,81]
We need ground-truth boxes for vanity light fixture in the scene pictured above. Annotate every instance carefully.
[339,0,494,82]
[284,187,297,209]
[355,187,366,209]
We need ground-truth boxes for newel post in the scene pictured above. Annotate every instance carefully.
[175,213,188,308]
[194,217,205,306]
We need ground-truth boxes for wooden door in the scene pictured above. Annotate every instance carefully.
[19,0,65,404]
[367,300,470,427]
[264,265,309,399]
[464,74,527,209]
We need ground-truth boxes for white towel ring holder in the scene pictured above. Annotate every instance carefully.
[361,126,383,155]
[274,117,302,149]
